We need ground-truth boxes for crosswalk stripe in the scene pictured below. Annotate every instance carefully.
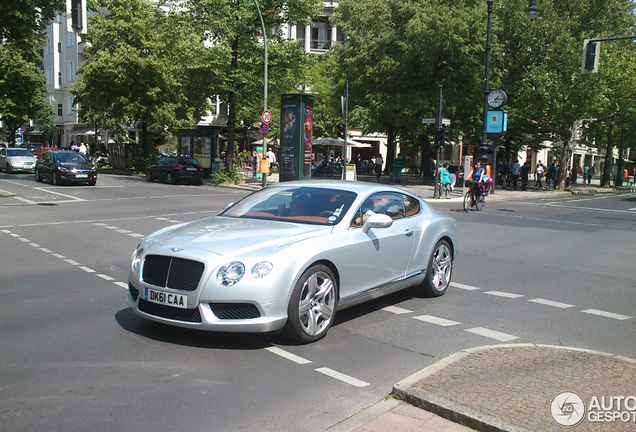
[412,315,461,327]
[464,327,519,342]
[528,298,574,309]
[581,309,632,320]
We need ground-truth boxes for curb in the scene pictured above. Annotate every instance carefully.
[391,343,636,432]
[324,398,401,432]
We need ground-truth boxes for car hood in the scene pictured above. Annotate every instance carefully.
[144,216,331,256]
[59,162,92,169]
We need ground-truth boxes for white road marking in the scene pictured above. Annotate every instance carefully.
[581,309,632,320]
[114,281,128,289]
[483,291,524,299]
[13,196,37,204]
[32,187,87,202]
[18,237,30,242]
[80,266,95,273]
[104,226,119,230]
[52,253,66,259]
[93,223,108,226]
[64,259,81,265]
[264,347,312,365]
[28,242,41,247]
[116,229,132,234]
[97,274,115,281]
[39,247,52,253]
[9,233,20,237]
[128,233,145,238]
[464,327,519,342]
[546,219,562,223]
[450,282,481,291]
[587,223,604,227]
[528,298,574,309]
[315,367,370,387]
[381,306,412,314]
[412,315,461,326]
[628,207,636,211]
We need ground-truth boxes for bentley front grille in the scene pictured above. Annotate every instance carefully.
[142,255,205,291]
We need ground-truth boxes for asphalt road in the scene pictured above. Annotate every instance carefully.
[0,172,634,432]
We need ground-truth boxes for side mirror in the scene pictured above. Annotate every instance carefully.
[362,213,393,233]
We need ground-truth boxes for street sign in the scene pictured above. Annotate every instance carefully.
[262,110,272,124]
[58,129,64,135]
[260,123,270,134]
[422,118,436,125]
[18,128,24,134]
[442,118,451,126]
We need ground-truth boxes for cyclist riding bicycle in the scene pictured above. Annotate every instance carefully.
[468,161,485,193]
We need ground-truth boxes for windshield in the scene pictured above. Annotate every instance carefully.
[220,186,357,226]
[54,152,88,163]
[7,149,34,157]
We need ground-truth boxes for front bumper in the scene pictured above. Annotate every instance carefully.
[127,281,288,333]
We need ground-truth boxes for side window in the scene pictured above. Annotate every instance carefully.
[350,192,405,227]
[403,195,420,218]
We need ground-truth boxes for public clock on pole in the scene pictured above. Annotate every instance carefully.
[487,89,508,109]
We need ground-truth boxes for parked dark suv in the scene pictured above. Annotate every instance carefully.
[146,156,204,185]
[35,150,97,185]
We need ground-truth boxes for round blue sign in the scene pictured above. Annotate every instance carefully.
[260,123,270,134]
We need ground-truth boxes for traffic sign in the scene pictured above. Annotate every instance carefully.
[260,123,270,134]
[18,128,24,134]
[58,129,64,135]
[421,118,436,125]
[262,110,272,124]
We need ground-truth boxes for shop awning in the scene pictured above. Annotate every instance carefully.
[68,126,98,135]
[313,137,372,148]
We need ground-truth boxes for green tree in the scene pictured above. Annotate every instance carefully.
[332,0,486,175]
[73,0,215,157]
[0,0,64,44]
[496,0,635,189]
[0,41,55,146]
[185,0,322,171]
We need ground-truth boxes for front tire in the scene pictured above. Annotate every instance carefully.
[420,240,453,297]
[463,192,471,212]
[35,169,43,182]
[52,172,59,185]
[283,265,338,344]
[146,171,153,182]
[167,172,175,185]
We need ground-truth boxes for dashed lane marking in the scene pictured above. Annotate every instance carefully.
[64,258,80,265]
[381,306,412,314]
[450,282,481,291]
[264,347,312,365]
[464,327,519,342]
[315,367,370,388]
[114,281,128,289]
[528,298,575,309]
[483,291,524,299]
[581,309,632,320]
[80,266,96,273]
[412,315,461,326]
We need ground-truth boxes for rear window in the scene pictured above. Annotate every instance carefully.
[7,149,34,157]
[178,158,200,165]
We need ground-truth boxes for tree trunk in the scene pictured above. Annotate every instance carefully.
[225,36,240,172]
[601,124,614,187]
[384,127,395,176]
[419,132,432,184]
[556,124,574,190]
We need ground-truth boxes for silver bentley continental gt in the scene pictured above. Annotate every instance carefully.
[127,180,458,343]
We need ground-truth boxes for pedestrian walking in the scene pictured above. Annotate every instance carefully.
[266,149,276,176]
[536,162,544,188]
[588,167,594,184]
[439,162,451,199]
[393,153,405,184]
[511,160,521,190]
[499,161,510,188]
[520,161,531,191]
[374,155,383,182]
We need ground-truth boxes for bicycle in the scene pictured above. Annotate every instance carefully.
[463,180,485,212]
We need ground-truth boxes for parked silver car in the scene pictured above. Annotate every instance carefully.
[0,148,37,173]
[127,181,458,343]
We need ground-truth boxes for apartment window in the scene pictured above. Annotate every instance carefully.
[58,71,63,86]
[57,104,63,116]
[311,21,332,50]
[68,97,75,116]
[58,42,62,53]
[296,25,305,44]
[67,32,75,47]
[66,61,75,82]
[45,37,52,55]
[46,68,53,86]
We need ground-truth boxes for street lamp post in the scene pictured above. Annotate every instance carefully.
[253,0,268,188]
[480,0,540,191]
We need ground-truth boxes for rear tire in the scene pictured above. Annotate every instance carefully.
[167,172,175,185]
[146,171,153,182]
[88,180,96,186]
[420,240,453,297]
[475,194,484,211]
[283,265,338,344]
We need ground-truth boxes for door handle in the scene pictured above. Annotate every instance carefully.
[404,229,413,237]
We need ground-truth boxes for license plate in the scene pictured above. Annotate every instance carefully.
[185,167,197,171]
[144,288,188,309]
[75,173,88,178]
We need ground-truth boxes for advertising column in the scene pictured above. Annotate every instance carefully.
[280,94,314,182]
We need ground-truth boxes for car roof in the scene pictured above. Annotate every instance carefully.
[266,180,416,196]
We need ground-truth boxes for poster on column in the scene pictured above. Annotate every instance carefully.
[279,94,314,182]
[303,102,313,177]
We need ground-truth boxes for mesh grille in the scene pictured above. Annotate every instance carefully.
[209,303,261,320]
[167,258,205,291]
[142,255,204,292]
[138,298,202,323]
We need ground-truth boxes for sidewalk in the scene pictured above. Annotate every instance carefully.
[327,344,636,432]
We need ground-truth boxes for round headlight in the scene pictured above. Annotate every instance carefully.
[251,261,273,279]
[216,262,245,286]
[131,246,143,272]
